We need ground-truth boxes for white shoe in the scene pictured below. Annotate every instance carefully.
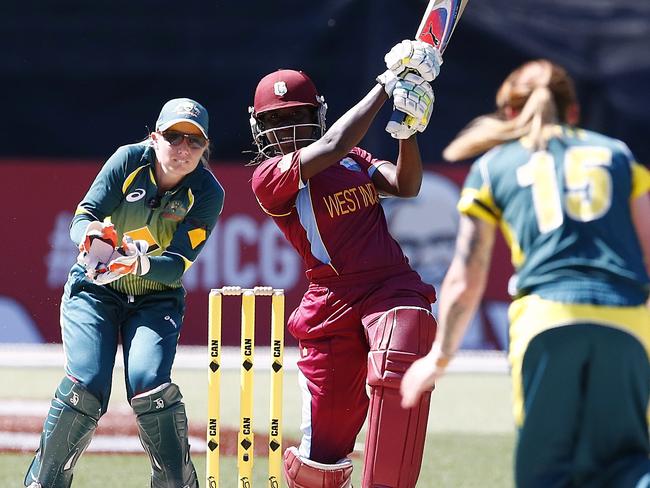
[26,483,42,488]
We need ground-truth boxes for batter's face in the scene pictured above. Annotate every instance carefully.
[258,106,317,153]
[152,121,207,186]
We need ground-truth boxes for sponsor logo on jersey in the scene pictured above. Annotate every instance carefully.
[126,188,146,202]
[124,226,160,253]
[340,157,361,172]
[277,153,293,173]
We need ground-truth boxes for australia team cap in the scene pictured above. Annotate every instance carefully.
[156,98,209,138]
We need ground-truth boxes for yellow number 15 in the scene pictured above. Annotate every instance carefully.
[516,146,613,233]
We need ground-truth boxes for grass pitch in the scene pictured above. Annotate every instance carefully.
[1,358,516,487]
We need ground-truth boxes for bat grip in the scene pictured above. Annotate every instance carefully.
[386,109,417,135]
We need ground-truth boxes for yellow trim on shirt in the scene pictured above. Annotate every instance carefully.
[508,295,650,426]
[188,228,206,249]
[458,187,501,225]
[121,164,149,194]
[255,196,293,217]
[631,161,650,199]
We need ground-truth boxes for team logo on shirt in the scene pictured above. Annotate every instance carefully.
[274,81,288,96]
[161,200,187,222]
[339,158,361,172]
[126,188,146,202]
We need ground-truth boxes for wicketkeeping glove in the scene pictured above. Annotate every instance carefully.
[77,221,118,280]
[384,39,443,82]
[91,236,150,286]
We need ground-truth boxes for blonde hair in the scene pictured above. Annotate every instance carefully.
[443,59,578,161]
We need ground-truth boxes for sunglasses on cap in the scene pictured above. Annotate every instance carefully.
[160,130,208,149]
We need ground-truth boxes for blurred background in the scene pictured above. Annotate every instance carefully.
[1,0,649,349]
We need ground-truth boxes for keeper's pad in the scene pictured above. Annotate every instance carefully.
[364,306,436,487]
[24,377,102,488]
[131,383,198,488]
[284,446,353,488]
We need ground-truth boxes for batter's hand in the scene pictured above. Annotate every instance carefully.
[400,349,450,409]
[393,73,434,126]
[384,40,442,82]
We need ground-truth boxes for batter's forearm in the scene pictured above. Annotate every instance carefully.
[321,85,388,156]
[394,137,423,197]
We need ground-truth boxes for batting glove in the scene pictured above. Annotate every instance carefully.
[386,73,434,139]
[393,72,434,124]
[385,39,443,82]
[376,69,399,97]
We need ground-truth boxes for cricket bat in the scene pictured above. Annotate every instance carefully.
[387,0,470,132]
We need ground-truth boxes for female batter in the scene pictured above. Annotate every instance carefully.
[249,41,441,487]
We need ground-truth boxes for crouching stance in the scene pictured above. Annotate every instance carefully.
[248,39,441,487]
[25,97,224,487]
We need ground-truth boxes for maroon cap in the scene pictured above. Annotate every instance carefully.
[253,69,320,114]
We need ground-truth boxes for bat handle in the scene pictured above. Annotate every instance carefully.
[386,109,417,134]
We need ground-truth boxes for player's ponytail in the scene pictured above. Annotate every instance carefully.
[443,60,577,161]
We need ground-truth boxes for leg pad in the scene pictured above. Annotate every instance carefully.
[131,383,198,488]
[364,307,436,488]
[24,377,101,488]
[283,446,353,488]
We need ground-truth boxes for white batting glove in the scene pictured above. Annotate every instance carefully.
[386,73,434,139]
[393,73,434,124]
[376,69,398,96]
[385,39,443,82]
[386,121,418,140]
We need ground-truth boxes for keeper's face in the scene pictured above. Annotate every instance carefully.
[152,121,207,180]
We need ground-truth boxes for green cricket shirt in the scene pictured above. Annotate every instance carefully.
[71,142,224,295]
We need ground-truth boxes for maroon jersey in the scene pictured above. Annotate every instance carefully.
[252,147,409,279]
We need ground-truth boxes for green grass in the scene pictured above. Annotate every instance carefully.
[2,433,515,487]
[1,365,516,486]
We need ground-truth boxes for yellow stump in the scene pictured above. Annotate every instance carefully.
[239,290,255,485]
[207,290,222,488]
[268,290,284,487]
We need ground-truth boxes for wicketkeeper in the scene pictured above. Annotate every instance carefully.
[24,98,224,488]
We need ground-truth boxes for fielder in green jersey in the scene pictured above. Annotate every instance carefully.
[401,60,650,487]
[25,98,224,488]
